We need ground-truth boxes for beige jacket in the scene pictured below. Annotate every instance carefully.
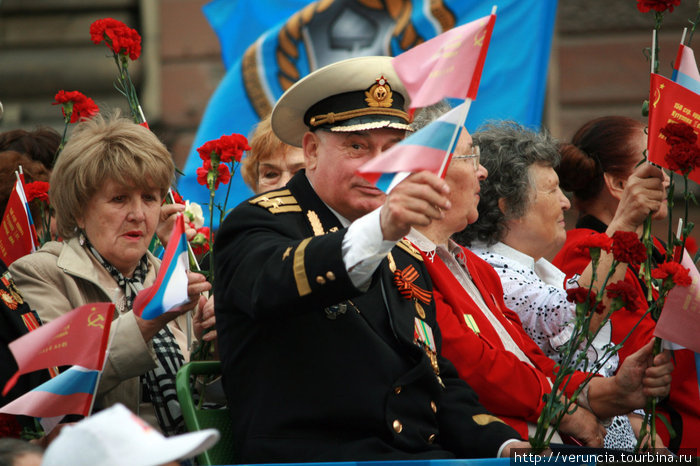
[9,237,191,425]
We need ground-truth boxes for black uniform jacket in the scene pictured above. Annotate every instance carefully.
[1,261,50,405]
[214,172,519,463]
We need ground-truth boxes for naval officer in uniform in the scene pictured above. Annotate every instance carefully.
[214,56,529,463]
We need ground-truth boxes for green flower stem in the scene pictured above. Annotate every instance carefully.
[54,113,71,164]
[679,175,691,259]
[641,215,654,302]
[531,257,654,453]
[112,53,143,124]
[531,255,621,452]
[634,336,664,452]
[220,162,236,225]
[207,187,216,285]
[636,212,657,451]
[190,176,217,365]
[686,4,700,45]
[666,176,675,262]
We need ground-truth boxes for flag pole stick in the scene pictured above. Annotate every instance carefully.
[681,27,688,47]
[87,306,121,416]
[436,4,494,177]
[651,29,657,75]
[438,99,472,178]
[167,189,201,272]
[164,188,199,351]
[15,170,40,251]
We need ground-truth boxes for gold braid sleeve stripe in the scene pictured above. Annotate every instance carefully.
[310,108,409,127]
[293,237,313,296]
[472,414,506,426]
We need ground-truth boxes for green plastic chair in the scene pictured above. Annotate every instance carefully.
[176,361,235,465]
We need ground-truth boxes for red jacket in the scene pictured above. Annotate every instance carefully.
[554,226,700,451]
[422,244,589,439]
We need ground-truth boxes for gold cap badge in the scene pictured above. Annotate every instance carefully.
[365,76,393,108]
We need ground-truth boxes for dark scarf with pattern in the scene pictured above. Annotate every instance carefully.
[85,237,185,436]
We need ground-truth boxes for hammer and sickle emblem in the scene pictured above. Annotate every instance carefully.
[474,29,486,47]
[87,312,105,329]
[652,87,661,109]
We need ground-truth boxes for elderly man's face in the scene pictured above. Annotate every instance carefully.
[303,128,404,220]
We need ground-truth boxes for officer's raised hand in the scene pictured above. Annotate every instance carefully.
[379,170,451,241]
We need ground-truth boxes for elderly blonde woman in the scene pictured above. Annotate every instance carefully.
[9,114,211,435]
[241,114,305,193]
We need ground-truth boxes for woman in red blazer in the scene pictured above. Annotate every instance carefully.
[553,116,699,452]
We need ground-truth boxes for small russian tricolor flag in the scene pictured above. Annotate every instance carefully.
[356,102,468,192]
[672,43,700,93]
[133,214,190,320]
[0,365,98,418]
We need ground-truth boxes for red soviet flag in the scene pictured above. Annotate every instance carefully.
[392,12,496,108]
[647,73,700,184]
[2,302,114,395]
[0,177,38,266]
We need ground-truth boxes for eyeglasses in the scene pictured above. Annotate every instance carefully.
[452,145,480,170]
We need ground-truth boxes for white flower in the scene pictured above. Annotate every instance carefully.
[184,200,205,229]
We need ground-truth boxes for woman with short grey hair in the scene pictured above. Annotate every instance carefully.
[457,122,563,256]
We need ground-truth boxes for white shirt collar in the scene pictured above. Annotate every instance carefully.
[405,228,438,253]
[484,241,565,289]
[488,241,535,270]
[405,229,470,268]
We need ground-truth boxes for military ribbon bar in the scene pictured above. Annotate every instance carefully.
[393,265,432,305]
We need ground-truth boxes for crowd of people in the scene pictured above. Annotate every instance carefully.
[0,52,696,464]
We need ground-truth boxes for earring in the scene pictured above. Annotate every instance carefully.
[79,230,86,246]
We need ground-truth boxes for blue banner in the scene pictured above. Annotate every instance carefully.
[178,0,558,228]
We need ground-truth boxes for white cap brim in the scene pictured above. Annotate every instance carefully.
[125,428,221,465]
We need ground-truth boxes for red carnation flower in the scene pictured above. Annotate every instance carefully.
[566,287,606,314]
[197,140,216,162]
[191,226,211,255]
[660,122,697,146]
[196,160,211,186]
[90,18,141,60]
[575,232,613,256]
[197,134,250,163]
[636,0,681,13]
[665,142,700,174]
[25,181,50,203]
[652,261,692,287]
[217,134,250,163]
[196,160,231,190]
[53,90,99,123]
[605,280,639,312]
[611,231,646,265]
[169,190,186,206]
[0,413,22,438]
[214,163,231,187]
